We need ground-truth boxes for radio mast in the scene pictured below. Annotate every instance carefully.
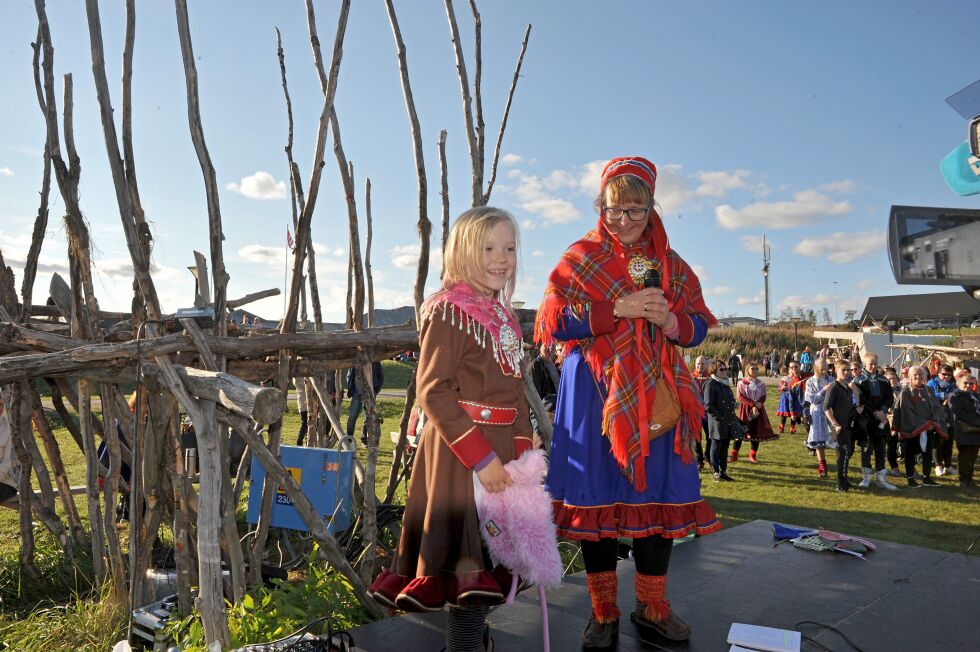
[762,234,771,324]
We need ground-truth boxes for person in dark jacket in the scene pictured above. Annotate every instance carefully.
[851,352,898,491]
[891,366,945,488]
[727,349,742,383]
[824,359,857,492]
[530,343,561,400]
[949,370,980,487]
[346,361,384,446]
[704,359,739,481]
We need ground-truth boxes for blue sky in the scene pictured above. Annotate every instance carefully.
[2,1,978,324]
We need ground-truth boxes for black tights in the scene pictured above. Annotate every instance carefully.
[732,439,759,452]
[779,416,799,428]
[902,433,935,479]
[581,534,673,576]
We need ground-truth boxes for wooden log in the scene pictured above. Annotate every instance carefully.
[355,360,381,584]
[385,375,416,503]
[0,328,419,384]
[141,364,284,424]
[481,24,531,205]
[365,178,374,328]
[30,388,85,547]
[443,0,481,206]
[438,130,450,256]
[100,382,128,610]
[7,384,41,579]
[78,379,107,585]
[48,273,73,323]
[383,0,431,324]
[227,288,280,310]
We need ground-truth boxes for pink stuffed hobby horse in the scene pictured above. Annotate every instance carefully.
[473,448,563,651]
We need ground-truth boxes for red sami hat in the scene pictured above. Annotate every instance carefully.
[600,156,658,194]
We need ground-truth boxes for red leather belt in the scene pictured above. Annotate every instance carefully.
[458,400,517,426]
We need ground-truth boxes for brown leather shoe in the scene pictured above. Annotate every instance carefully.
[582,616,619,649]
[631,603,692,642]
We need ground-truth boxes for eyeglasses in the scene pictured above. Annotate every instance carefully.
[603,204,650,222]
[718,366,728,370]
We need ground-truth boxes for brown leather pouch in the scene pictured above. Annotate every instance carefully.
[648,377,681,440]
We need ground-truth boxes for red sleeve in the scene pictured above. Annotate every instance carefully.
[588,300,617,335]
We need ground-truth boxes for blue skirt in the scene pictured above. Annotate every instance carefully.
[545,347,721,541]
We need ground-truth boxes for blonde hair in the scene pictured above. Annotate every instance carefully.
[442,206,520,306]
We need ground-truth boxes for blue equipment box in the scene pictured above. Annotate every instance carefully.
[246,446,354,534]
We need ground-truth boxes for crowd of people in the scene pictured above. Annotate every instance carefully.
[683,348,980,492]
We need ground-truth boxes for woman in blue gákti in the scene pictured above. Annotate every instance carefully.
[536,156,721,649]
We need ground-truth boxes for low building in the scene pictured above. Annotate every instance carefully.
[716,316,767,328]
[859,291,980,329]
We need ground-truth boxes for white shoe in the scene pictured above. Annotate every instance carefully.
[874,469,899,491]
[935,466,946,477]
[858,467,873,488]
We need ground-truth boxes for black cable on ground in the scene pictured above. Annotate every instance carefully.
[796,620,866,652]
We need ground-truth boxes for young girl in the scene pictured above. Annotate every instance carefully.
[369,207,532,652]
[731,361,777,463]
[776,362,805,433]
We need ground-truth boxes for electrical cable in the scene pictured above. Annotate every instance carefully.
[796,620,866,652]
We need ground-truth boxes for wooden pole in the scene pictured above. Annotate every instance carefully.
[383,0,431,324]
[365,178,375,328]
[8,384,41,580]
[439,129,450,256]
[79,378,107,585]
[443,0,481,206]
[481,24,531,206]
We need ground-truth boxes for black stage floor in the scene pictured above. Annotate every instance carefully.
[349,519,980,651]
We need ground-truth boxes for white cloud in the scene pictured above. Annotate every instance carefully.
[779,293,834,309]
[855,278,878,291]
[390,244,442,272]
[226,171,287,200]
[0,167,13,176]
[739,234,771,253]
[691,264,709,280]
[736,292,764,306]
[239,244,288,265]
[333,248,345,257]
[531,250,544,257]
[651,164,694,216]
[520,219,537,231]
[793,229,885,264]
[501,153,523,166]
[715,190,851,230]
[694,169,751,198]
[512,173,582,224]
[706,285,734,296]
[819,179,857,194]
[506,168,523,179]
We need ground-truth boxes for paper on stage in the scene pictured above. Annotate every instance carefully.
[727,622,801,652]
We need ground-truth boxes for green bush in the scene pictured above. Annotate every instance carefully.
[166,545,372,651]
[689,326,823,368]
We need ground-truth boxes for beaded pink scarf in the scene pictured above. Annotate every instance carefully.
[421,282,524,377]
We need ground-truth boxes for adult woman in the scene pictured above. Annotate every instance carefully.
[732,361,777,463]
[949,370,980,487]
[537,157,720,647]
[704,359,739,480]
[804,358,834,477]
[891,366,946,487]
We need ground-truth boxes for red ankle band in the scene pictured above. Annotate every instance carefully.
[635,573,670,622]
[587,571,620,623]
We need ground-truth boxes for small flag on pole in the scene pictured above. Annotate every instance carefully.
[286,226,295,252]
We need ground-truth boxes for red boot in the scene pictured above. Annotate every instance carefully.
[790,423,797,434]
[818,461,827,478]
[729,449,739,462]
[748,450,758,463]
[778,422,785,433]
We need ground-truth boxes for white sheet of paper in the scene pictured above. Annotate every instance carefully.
[726,622,801,652]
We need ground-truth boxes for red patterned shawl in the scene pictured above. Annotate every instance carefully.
[534,217,716,490]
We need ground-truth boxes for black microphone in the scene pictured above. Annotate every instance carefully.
[643,268,661,290]
[643,268,661,338]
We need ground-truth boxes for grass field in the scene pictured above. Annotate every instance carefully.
[1,383,977,649]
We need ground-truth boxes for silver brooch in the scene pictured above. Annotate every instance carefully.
[493,303,509,322]
[497,324,520,356]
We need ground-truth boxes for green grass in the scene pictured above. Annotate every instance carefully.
[379,359,416,391]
